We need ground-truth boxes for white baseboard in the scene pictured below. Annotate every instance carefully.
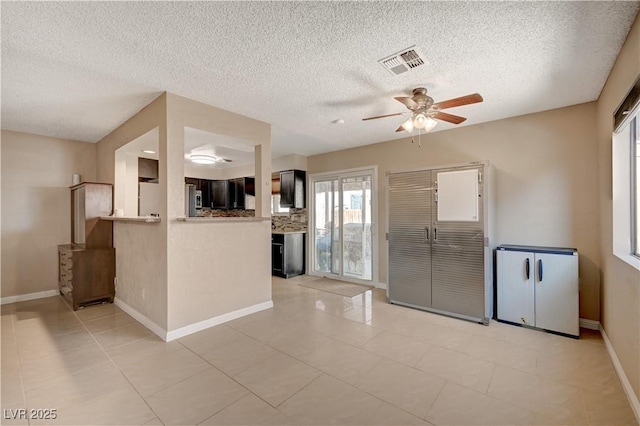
[600,325,640,423]
[1,289,59,305]
[115,297,274,342]
[579,318,600,330]
[114,298,168,341]
[165,300,273,342]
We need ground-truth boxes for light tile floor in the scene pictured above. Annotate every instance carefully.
[0,275,637,425]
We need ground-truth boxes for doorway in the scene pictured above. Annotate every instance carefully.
[310,168,376,284]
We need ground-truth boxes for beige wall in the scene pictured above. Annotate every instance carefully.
[96,94,169,329]
[596,12,640,399]
[165,93,272,331]
[273,154,308,172]
[1,130,97,297]
[95,92,273,334]
[308,102,601,321]
[165,221,272,330]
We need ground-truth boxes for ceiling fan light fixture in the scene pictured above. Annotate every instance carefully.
[413,113,427,129]
[401,118,414,132]
[423,116,438,132]
[189,154,217,164]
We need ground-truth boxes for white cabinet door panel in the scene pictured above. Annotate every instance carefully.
[497,250,535,326]
[436,169,479,222]
[534,253,579,336]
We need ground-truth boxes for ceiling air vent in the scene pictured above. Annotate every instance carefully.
[378,46,426,76]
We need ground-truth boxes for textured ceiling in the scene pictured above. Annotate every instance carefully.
[2,1,639,157]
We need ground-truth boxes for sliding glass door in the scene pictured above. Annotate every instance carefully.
[311,169,375,283]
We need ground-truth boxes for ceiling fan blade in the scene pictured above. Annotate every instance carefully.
[433,111,467,125]
[394,97,419,110]
[433,93,483,110]
[362,112,404,121]
[395,125,406,133]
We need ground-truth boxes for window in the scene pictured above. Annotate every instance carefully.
[613,77,640,269]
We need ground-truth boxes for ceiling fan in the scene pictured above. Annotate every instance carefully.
[362,87,483,133]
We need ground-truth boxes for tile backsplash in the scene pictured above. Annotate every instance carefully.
[194,207,308,232]
[197,209,255,218]
[272,208,307,232]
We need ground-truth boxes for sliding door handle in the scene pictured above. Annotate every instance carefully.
[525,258,530,280]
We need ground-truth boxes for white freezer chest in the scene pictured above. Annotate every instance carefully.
[497,245,579,338]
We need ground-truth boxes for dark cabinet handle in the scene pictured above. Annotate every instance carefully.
[424,227,429,243]
[538,259,543,282]
[433,227,438,242]
[525,258,530,280]
[280,246,283,254]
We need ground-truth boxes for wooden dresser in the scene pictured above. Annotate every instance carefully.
[58,182,115,310]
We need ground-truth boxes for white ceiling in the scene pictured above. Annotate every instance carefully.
[116,126,256,169]
[2,2,639,158]
[184,127,255,169]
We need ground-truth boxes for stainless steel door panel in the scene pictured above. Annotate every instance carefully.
[431,166,486,319]
[388,171,432,307]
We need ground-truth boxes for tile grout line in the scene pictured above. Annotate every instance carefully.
[69,301,166,426]
[294,289,593,424]
[196,287,624,425]
[483,363,498,395]
[177,325,400,420]
[222,292,486,422]
[421,378,447,423]
[8,306,31,426]
[230,321,434,423]
[177,340,287,422]
[580,388,593,426]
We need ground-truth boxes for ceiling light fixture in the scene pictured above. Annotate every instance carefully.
[189,154,217,164]
[142,150,156,154]
[401,111,438,133]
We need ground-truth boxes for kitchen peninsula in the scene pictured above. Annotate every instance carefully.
[96,92,273,342]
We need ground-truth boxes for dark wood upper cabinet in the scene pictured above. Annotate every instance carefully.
[211,180,229,209]
[199,180,211,208]
[138,158,159,180]
[280,170,306,208]
[186,176,254,210]
[185,177,199,187]
[245,177,255,196]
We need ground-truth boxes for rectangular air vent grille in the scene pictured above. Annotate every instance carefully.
[378,46,427,76]
[400,50,424,68]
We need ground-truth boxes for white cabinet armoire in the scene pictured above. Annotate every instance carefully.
[496,245,579,338]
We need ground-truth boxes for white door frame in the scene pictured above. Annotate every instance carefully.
[308,166,378,286]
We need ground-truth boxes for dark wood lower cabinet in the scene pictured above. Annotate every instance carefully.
[272,233,305,278]
[58,244,115,310]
